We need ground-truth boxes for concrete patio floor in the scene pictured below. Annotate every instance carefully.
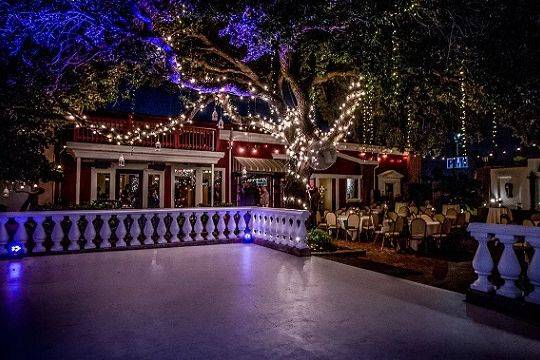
[1,244,539,359]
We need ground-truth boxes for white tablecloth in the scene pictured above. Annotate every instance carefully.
[486,207,513,224]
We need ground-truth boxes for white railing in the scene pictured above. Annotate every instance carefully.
[467,223,540,304]
[0,207,310,256]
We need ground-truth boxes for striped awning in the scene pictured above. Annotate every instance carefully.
[234,157,285,173]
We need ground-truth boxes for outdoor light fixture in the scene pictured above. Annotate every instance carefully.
[155,140,161,151]
[118,155,125,167]
[8,242,24,258]
[243,227,252,243]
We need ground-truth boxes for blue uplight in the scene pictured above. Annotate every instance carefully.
[8,242,24,257]
[243,228,253,243]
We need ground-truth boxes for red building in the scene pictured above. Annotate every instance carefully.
[60,113,420,210]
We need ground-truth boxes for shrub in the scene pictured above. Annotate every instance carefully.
[307,229,337,252]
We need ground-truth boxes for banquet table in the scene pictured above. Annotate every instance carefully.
[486,207,513,224]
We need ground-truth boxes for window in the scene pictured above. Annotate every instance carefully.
[346,178,358,199]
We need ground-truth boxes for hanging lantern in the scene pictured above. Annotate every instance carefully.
[118,155,125,167]
[241,166,247,177]
[2,186,9,198]
[217,119,224,129]
[155,140,162,152]
[211,107,218,122]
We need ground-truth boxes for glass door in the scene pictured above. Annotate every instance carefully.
[174,169,195,208]
[116,170,143,208]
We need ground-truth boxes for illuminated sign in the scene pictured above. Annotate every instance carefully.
[446,157,469,169]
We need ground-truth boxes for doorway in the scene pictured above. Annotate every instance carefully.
[116,170,143,208]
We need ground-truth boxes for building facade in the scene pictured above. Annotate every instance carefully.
[56,113,421,210]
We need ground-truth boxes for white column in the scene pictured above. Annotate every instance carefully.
[470,232,495,292]
[75,157,81,205]
[210,164,215,207]
[495,234,522,298]
[237,210,247,239]
[195,168,203,205]
[525,236,540,304]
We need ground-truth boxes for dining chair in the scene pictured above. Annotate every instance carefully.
[325,212,338,236]
[387,211,398,222]
[523,219,534,227]
[381,216,405,250]
[432,218,452,249]
[433,213,445,223]
[345,213,360,242]
[410,218,427,251]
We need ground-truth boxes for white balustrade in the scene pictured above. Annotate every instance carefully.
[526,235,540,304]
[182,212,192,241]
[217,211,227,240]
[143,214,154,244]
[227,211,236,240]
[84,215,96,249]
[169,212,180,243]
[0,216,9,255]
[0,207,309,257]
[468,223,540,305]
[32,215,47,252]
[206,211,217,241]
[193,212,204,241]
[116,214,127,247]
[156,213,167,244]
[50,215,64,251]
[67,215,80,251]
[129,214,141,246]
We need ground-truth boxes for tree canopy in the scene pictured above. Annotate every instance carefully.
[0,0,538,188]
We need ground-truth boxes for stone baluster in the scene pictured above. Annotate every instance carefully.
[267,216,275,243]
[206,211,217,241]
[495,234,522,298]
[99,214,112,248]
[251,212,259,238]
[299,213,310,249]
[14,216,29,252]
[0,216,8,255]
[193,211,204,241]
[129,214,141,246]
[169,212,180,243]
[84,215,96,249]
[261,215,268,241]
[227,211,237,240]
[276,216,285,244]
[246,211,253,239]
[156,213,167,244]
[284,216,293,247]
[237,210,247,239]
[50,215,64,251]
[143,214,154,245]
[182,213,192,241]
[525,236,540,304]
[67,214,81,251]
[469,232,495,293]
[216,211,227,240]
[115,214,127,247]
[32,216,47,253]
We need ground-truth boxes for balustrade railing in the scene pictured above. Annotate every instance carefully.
[74,124,217,151]
[467,223,540,305]
[0,207,309,257]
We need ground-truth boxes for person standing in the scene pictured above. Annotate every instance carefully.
[260,186,270,207]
